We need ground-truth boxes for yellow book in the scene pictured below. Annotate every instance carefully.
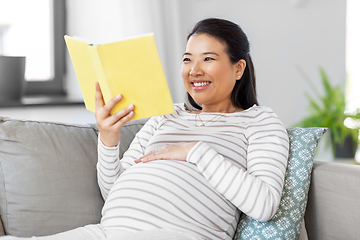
[64,34,174,120]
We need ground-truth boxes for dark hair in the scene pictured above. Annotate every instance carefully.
[186,18,258,110]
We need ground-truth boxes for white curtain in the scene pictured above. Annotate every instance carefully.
[117,0,186,103]
[66,0,186,103]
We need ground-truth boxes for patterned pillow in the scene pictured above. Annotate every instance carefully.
[234,127,327,240]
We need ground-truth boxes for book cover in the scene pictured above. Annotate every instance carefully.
[64,34,174,120]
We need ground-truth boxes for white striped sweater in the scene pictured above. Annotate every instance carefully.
[97,103,289,240]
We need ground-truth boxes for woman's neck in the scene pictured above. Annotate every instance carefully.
[199,103,242,113]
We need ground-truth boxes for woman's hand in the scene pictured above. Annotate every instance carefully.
[134,142,197,163]
[95,82,134,147]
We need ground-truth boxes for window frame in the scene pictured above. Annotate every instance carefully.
[24,0,66,96]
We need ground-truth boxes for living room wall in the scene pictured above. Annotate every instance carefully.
[176,0,346,128]
[65,0,346,130]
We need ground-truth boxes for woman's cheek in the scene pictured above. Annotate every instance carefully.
[181,69,190,87]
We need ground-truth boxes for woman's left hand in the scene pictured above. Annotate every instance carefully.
[134,142,197,163]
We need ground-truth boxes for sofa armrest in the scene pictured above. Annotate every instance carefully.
[305,161,360,240]
[299,220,308,240]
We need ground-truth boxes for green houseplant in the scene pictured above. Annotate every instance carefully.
[297,67,360,158]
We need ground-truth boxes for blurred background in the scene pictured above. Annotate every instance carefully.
[0,0,359,160]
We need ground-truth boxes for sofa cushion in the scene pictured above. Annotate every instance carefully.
[235,127,327,240]
[0,117,104,237]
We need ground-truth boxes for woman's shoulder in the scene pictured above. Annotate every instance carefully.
[150,103,189,122]
[243,105,289,142]
[241,105,284,125]
[173,102,188,112]
[170,103,192,117]
[241,104,277,117]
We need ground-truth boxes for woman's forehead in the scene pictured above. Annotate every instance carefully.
[186,33,227,53]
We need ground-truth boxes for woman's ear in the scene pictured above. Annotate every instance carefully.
[236,59,246,80]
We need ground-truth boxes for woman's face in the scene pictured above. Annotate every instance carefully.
[181,33,245,111]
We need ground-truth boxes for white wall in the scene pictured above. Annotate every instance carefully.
[65,0,346,128]
[64,0,346,159]
[65,0,187,105]
[1,0,345,158]
[170,0,346,160]
[65,0,124,102]
[175,0,346,128]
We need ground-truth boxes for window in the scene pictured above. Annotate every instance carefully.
[0,0,66,95]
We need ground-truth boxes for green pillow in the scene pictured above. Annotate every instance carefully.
[234,127,327,240]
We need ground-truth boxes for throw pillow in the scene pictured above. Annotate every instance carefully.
[234,127,327,240]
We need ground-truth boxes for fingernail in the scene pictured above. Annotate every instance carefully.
[115,94,121,99]
[128,104,134,109]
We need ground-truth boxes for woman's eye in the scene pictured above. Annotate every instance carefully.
[183,58,191,62]
[204,57,214,61]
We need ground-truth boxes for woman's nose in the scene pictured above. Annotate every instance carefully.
[189,63,204,76]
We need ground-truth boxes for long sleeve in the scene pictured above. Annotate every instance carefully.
[97,117,159,200]
[97,138,123,200]
[98,104,288,239]
[186,111,289,222]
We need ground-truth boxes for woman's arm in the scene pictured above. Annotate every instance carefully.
[97,116,160,200]
[94,81,135,200]
[187,115,289,222]
[97,137,122,200]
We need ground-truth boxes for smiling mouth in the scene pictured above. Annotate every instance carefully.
[192,81,211,87]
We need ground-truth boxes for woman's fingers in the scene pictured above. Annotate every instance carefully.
[113,106,135,127]
[134,149,160,163]
[97,106,134,147]
[95,82,124,118]
[99,108,134,147]
[102,103,134,127]
[95,82,105,111]
[96,93,123,121]
[134,142,197,163]
[101,94,122,116]
[95,82,134,123]
[94,81,135,147]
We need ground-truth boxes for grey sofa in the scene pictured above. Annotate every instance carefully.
[0,117,359,240]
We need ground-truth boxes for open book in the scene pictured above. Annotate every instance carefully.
[64,34,174,120]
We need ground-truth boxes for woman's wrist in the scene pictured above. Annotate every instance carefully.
[99,133,120,148]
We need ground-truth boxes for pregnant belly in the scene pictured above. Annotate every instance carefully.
[100,160,237,238]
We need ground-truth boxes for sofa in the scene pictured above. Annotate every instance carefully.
[0,116,359,240]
